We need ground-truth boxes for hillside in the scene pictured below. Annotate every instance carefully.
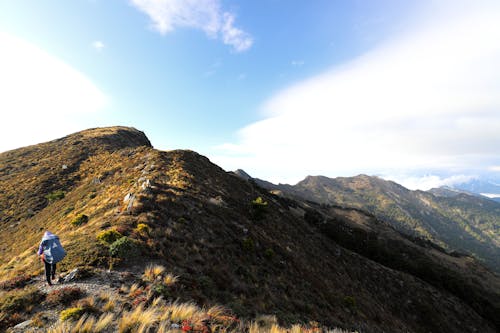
[255,174,500,273]
[0,127,499,332]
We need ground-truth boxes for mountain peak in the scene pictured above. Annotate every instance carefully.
[62,126,152,150]
[232,169,252,180]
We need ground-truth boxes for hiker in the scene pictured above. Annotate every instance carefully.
[37,231,66,285]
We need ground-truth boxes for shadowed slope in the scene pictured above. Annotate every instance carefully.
[0,127,498,332]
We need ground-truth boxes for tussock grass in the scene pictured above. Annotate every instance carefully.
[102,298,116,312]
[163,273,179,286]
[127,283,141,296]
[49,313,114,333]
[143,264,166,282]
[95,313,114,331]
[162,300,203,323]
[118,304,159,333]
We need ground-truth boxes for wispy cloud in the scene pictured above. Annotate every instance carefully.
[291,60,305,67]
[92,40,105,51]
[0,32,107,152]
[203,60,221,77]
[130,0,253,52]
[213,1,500,187]
[382,174,477,191]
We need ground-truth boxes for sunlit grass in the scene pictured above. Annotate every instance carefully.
[163,273,179,286]
[118,304,159,333]
[143,264,166,282]
[161,300,203,323]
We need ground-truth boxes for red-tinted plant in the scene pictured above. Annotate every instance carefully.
[182,320,193,332]
[0,275,31,290]
[45,286,83,305]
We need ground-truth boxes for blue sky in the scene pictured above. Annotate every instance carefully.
[1,0,500,189]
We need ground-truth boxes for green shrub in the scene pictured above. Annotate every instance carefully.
[343,296,357,310]
[251,197,268,220]
[264,248,275,259]
[60,307,84,321]
[71,214,89,227]
[45,190,65,202]
[252,196,268,208]
[242,237,254,252]
[63,206,74,215]
[97,229,124,245]
[136,223,150,235]
[151,283,171,299]
[109,237,139,258]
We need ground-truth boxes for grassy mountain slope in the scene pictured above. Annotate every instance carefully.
[262,174,500,272]
[0,127,499,332]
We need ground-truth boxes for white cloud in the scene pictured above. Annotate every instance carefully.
[92,40,105,51]
[130,0,252,52]
[0,32,108,152]
[382,174,477,191]
[213,1,500,186]
[291,60,305,67]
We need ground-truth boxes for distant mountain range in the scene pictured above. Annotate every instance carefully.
[450,178,500,202]
[240,172,500,273]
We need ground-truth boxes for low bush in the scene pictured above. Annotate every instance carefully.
[97,229,123,245]
[242,237,254,252]
[63,206,74,215]
[0,286,44,313]
[46,190,65,202]
[343,296,357,310]
[264,248,275,259]
[251,197,268,220]
[0,312,24,331]
[60,307,85,321]
[136,223,150,235]
[109,237,139,258]
[46,286,83,306]
[71,214,89,227]
[0,274,31,290]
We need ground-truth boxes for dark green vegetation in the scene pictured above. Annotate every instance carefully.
[0,127,499,333]
[256,174,500,273]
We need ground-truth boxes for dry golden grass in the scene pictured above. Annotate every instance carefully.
[94,313,114,331]
[46,293,357,333]
[163,273,179,286]
[49,313,113,333]
[102,298,116,312]
[128,283,141,296]
[161,301,203,323]
[143,264,166,282]
[72,314,96,333]
[118,304,159,333]
[248,322,357,333]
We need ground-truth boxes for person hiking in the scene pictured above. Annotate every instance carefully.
[37,231,66,285]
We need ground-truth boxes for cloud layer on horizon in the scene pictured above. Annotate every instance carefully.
[214,1,500,189]
[130,0,253,52]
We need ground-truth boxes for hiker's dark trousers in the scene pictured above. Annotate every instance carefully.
[44,260,56,284]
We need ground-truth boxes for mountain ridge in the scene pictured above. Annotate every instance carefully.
[1,127,499,332]
[247,171,500,273]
